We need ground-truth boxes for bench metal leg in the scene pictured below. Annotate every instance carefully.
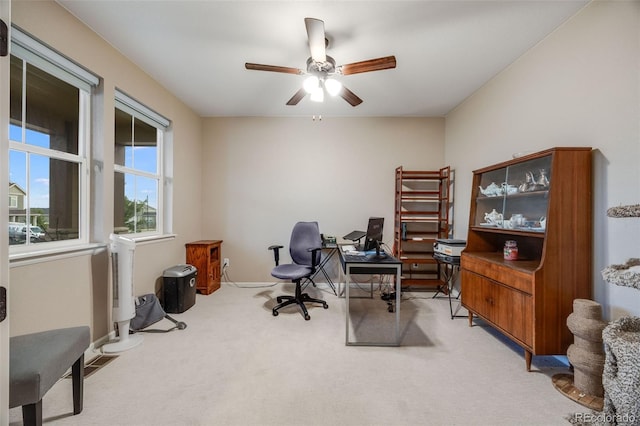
[22,400,42,426]
[72,354,84,415]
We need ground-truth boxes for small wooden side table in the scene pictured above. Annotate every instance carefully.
[186,240,223,295]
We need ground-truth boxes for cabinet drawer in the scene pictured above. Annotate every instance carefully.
[461,270,533,347]
[461,254,533,295]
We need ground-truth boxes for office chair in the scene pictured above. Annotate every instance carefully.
[268,221,329,320]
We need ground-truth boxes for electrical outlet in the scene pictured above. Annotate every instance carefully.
[223,258,229,268]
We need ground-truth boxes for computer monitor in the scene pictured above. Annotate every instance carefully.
[363,217,384,252]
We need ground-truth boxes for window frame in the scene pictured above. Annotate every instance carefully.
[113,90,171,239]
[8,27,97,256]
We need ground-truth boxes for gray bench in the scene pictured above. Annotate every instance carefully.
[10,326,90,426]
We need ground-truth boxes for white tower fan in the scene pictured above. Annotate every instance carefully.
[103,233,143,353]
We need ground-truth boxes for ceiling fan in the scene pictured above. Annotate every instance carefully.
[245,18,396,107]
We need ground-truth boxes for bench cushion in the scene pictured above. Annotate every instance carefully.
[10,326,90,408]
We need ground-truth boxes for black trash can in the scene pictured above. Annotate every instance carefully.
[163,264,198,313]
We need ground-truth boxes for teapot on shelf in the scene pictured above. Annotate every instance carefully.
[479,182,503,197]
[502,182,518,195]
[484,209,503,225]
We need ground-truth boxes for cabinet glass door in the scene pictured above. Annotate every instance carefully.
[475,166,507,227]
[475,154,552,233]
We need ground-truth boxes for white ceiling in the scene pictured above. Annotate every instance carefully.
[57,0,589,118]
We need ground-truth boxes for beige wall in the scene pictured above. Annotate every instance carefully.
[9,0,204,339]
[8,0,639,342]
[445,0,640,320]
[8,1,445,340]
[202,117,445,281]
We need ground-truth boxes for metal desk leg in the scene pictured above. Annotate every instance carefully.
[302,249,337,295]
[345,266,350,345]
[395,265,401,344]
[432,260,451,299]
[445,265,465,320]
[319,263,337,295]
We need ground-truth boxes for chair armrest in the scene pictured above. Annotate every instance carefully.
[307,246,322,269]
[268,245,284,266]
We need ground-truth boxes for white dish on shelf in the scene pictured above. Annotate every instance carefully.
[515,226,545,232]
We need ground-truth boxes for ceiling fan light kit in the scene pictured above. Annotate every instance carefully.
[324,78,342,96]
[303,75,320,94]
[310,86,324,102]
[303,75,342,100]
[245,17,396,107]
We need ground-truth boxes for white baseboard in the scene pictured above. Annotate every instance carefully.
[87,330,117,360]
[219,281,337,290]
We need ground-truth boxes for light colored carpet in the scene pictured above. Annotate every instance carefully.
[10,282,589,425]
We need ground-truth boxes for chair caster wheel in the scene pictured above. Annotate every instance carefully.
[272,310,278,316]
[304,314,310,321]
[323,303,328,309]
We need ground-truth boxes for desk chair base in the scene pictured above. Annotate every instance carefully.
[272,280,328,320]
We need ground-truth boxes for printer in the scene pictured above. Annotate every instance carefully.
[433,239,466,263]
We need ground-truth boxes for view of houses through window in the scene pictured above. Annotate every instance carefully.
[7,28,169,250]
[113,97,164,235]
[8,53,87,247]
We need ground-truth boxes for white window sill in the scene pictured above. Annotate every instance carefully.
[127,233,177,245]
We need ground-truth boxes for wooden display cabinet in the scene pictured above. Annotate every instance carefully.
[461,147,592,371]
[186,240,223,295]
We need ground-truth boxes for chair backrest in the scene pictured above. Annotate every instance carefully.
[289,221,321,267]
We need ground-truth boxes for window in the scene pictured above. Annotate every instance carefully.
[8,27,97,250]
[114,91,170,236]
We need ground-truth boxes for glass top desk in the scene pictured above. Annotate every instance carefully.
[302,241,338,295]
[338,244,402,346]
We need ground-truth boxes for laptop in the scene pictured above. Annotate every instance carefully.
[343,230,366,242]
[342,217,385,252]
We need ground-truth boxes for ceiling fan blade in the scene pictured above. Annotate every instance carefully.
[245,63,304,75]
[286,88,307,106]
[305,18,326,63]
[339,86,363,107]
[340,56,397,75]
